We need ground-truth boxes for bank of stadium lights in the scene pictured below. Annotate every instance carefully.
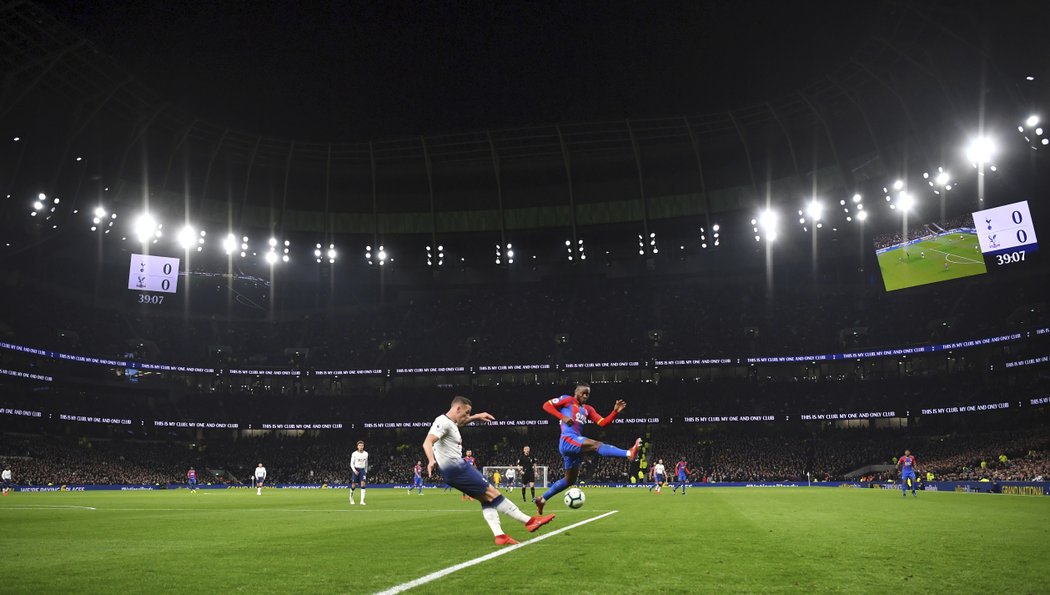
[965,136,996,166]
[496,243,515,265]
[132,213,160,244]
[264,237,288,264]
[1019,115,1047,150]
[363,244,388,265]
[892,191,915,212]
[699,224,719,249]
[922,167,953,194]
[426,244,444,267]
[223,233,238,255]
[637,232,657,255]
[576,239,585,260]
[752,209,778,242]
[177,226,205,251]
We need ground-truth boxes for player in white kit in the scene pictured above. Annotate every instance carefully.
[350,441,369,505]
[649,459,668,494]
[424,396,555,545]
[255,463,267,495]
[2,466,12,496]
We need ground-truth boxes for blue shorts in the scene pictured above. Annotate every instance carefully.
[559,435,586,470]
[188,478,196,486]
[677,473,687,483]
[413,476,423,487]
[255,477,265,487]
[655,474,665,483]
[902,471,916,481]
[352,469,367,484]
[439,460,490,499]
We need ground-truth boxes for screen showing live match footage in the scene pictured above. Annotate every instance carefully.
[873,201,1038,292]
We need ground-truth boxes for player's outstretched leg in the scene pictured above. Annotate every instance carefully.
[481,490,554,545]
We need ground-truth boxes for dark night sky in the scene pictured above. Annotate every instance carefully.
[50,1,874,141]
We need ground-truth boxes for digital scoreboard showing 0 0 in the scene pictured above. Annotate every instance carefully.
[971,200,1039,265]
[128,254,180,296]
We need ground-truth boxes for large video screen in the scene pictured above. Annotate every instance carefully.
[873,215,988,291]
[873,200,1038,292]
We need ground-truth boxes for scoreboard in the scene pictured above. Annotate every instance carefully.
[971,200,1039,257]
[127,254,180,293]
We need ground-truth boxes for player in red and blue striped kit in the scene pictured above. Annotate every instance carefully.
[671,459,691,494]
[897,450,919,497]
[187,467,197,493]
[410,461,424,495]
[534,383,641,514]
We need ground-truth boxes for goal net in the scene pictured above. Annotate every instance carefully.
[482,465,549,489]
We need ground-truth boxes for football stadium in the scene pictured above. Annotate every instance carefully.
[1,2,1049,593]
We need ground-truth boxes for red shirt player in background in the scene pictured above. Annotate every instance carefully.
[672,459,692,494]
[187,467,197,493]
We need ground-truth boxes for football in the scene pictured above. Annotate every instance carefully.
[563,487,586,509]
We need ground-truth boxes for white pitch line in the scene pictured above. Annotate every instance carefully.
[1,505,96,510]
[373,510,619,595]
[926,247,983,265]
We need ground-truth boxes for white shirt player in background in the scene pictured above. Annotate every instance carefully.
[649,460,668,494]
[2,467,12,496]
[504,466,516,492]
[255,463,266,495]
[423,395,555,546]
[349,441,369,505]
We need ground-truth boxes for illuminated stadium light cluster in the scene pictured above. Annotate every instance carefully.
[923,167,953,194]
[223,234,238,256]
[176,225,205,251]
[638,232,657,255]
[752,209,778,242]
[131,213,161,244]
[699,224,719,249]
[427,245,444,266]
[798,199,825,232]
[847,193,866,223]
[891,191,915,213]
[496,243,514,265]
[1018,114,1047,150]
[316,243,336,264]
[265,237,290,264]
[965,136,996,167]
[88,206,117,233]
[30,193,61,222]
[365,245,387,265]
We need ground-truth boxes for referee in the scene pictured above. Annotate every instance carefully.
[517,445,537,503]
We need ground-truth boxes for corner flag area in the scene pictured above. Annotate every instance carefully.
[877,232,987,291]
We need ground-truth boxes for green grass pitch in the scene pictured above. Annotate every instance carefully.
[876,232,987,291]
[2,486,1048,593]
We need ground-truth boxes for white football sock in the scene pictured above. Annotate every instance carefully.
[361,489,366,503]
[495,498,531,523]
[481,507,503,536]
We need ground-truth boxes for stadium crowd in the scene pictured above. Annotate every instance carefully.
[1,266,1045,370]
[2,426,1047,487]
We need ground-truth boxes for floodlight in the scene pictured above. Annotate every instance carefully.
[177,225,196,249]
[133,213,158,243]
[965,136,995,164]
